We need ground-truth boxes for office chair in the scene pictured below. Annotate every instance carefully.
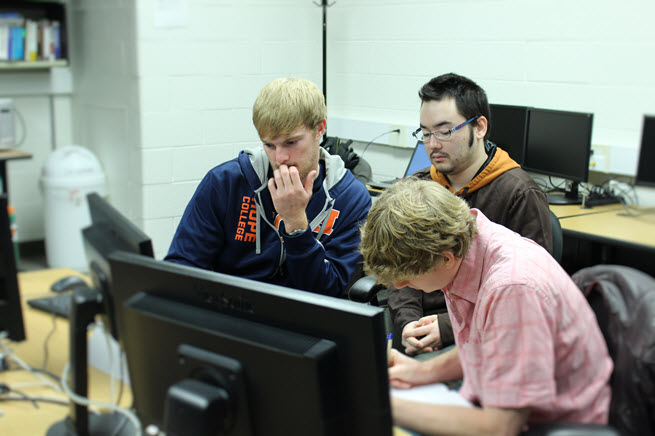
[525,264,655,436]
[549,210,563,264]
[347,273,385,305]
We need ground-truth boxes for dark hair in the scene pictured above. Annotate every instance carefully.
[419,73,491,140]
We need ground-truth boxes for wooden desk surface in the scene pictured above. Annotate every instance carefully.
[0,148,32,161]
[1,268,132,436]
[558,208,655,248]
[549,203,624,219]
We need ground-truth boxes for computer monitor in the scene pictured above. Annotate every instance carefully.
[404,141,432,177]
[524,108,594,204]
[48,192,154,436]
[83,192,154,340]
[488,104,530,165]
[635,115,655,188]
[0,194,25,342]
[107,251,392,436]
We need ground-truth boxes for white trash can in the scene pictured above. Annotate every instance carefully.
[40,145,107,271]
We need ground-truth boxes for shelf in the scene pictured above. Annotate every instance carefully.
[0,59,67,70]
[0,1,68,65]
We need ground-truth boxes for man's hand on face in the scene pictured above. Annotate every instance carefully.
[268,164,318,232]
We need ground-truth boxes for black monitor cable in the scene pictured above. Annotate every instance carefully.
[40,311,59,372]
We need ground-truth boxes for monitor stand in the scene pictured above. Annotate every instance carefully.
[47,286,135,436]
[547,182,582,205]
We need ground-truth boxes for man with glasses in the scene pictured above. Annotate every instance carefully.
[390,73,552,355]
[165,78,371,297]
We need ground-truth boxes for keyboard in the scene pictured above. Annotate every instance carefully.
[584,195,621,207]
[27,293,72,318]
[367,178,401,191]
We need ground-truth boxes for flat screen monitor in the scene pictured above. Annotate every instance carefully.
[0,194,25,342]
[48,192,155,436]
[524,108,594,204]
[488,104,530,165]
[404,141,432,177]
[83,192,154,340]
[635,115,655,188]
[108,252,392,436]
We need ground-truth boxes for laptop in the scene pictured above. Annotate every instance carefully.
[367,141,431,190]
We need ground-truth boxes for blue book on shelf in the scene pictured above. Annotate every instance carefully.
[52,21,61,59]
[10,26,24,60]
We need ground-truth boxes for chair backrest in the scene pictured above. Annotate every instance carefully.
[549,210,563,263]
[572,264,655,436]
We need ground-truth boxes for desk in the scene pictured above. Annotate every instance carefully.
[558,208,655,248]
[549,203,623,219]
[551,205,655,275]
[0,148,32,195]
[1,268,132,436]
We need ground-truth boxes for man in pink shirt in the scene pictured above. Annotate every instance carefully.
[360,179,612,435]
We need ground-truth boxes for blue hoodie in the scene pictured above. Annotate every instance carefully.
[165,147,372,297]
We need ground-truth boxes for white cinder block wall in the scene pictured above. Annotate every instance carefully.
[325,0,655,201]
[9,0,655,249]
[69,1,323,259]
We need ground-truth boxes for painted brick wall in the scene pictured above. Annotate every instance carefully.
[64,0,655,258]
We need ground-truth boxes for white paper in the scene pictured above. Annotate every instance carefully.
[391,383,474,408]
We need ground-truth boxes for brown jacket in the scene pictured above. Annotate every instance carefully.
[388,142,552,348]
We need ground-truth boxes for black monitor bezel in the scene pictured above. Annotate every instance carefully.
[635,115,655,188]
[0,193,25,342]
[86,192,154,258]
[82,192,154,340]
[523,107,594,183]
[488,103,531,166]
[108,251,393,436]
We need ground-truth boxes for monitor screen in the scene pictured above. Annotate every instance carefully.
[488,104,530,165]
[524,108,594,204]
[404,141,432,177]
[0,194,25,342]
[635,115,655,188]
[108,252,393,436]
[82,192,154,340]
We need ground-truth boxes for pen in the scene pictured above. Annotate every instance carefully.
[387,333,393,363]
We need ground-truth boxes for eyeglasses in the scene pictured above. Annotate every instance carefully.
[412,116,479,142]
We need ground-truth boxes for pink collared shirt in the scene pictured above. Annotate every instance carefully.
[444,209,612,425]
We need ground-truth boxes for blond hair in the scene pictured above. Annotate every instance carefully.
[360,179,478,285]
[252,78,326,140]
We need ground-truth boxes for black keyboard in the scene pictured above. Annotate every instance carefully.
[367,178,401,191]
[584,195,621,207]
[27,294,72,318]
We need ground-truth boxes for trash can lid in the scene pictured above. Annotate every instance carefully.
[41,145,105,180]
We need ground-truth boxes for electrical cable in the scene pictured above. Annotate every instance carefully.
[0,395,69,407]
[41,311,58,370]
[1,383,39,408]
[358,129,402,159]
[13,107,26,147]
[59,362,142,436]
[0,333,62,393]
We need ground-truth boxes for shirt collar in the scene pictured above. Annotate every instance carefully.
[443,209,488,303]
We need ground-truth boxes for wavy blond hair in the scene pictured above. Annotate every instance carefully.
[360,179,478,285]
[252,78,326,140]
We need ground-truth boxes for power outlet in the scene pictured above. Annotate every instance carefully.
[589,144,610,172]
[388,124,407,147]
